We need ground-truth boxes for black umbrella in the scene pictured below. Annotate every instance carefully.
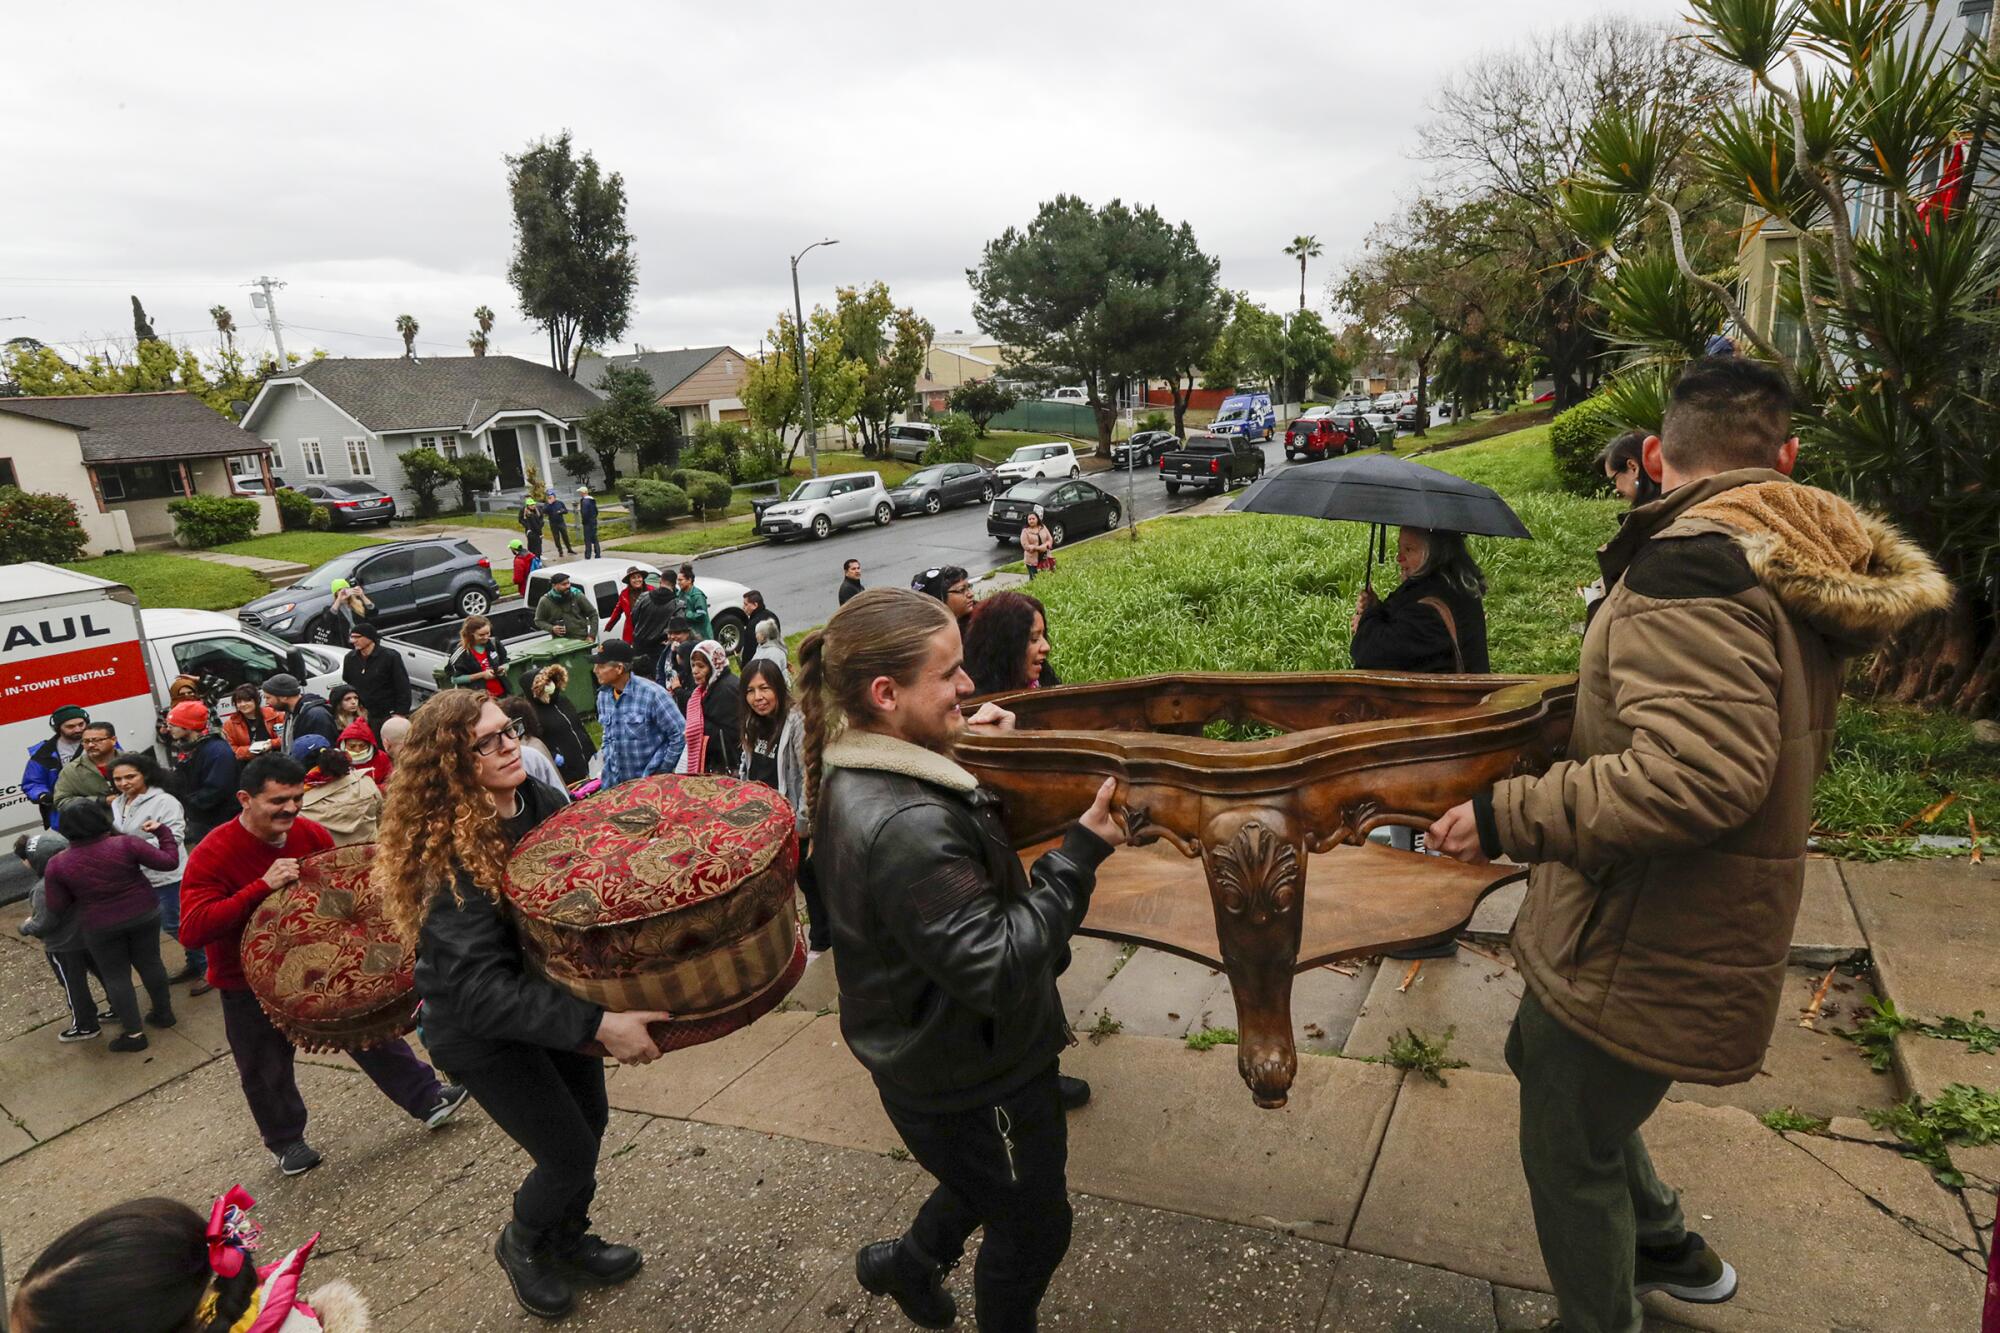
[1227,453,1532,589]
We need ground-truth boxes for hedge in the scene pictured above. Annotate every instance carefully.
[669,468,733,517]
[620,478,690,527]
[1547,398,1621,498]
[922,411,978,464]
[275,487,317,531]
[0,487,88,563]
[168,495,261,548]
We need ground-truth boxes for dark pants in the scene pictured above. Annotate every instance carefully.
[451,1044,608,1235]
[581,525,601,559]
[220,986,443,1151]
[154,880,206,973]
[46,949,102,1029]
[525,530,543,557]
[83,911,172,1032]
[881,1063,1073,1333]
[549,519,574,555]
[1506,988,1687,1333]
[798,848,830,952]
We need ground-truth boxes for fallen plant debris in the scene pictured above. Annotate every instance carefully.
[1397,960,1424,993]
[1864,1083,2000,1187]
[1185,1026,1239,1052]
[1834,998,2000,1069]
[1386,1027,1469,1086]
[1758,1106,1831,1135]
[1458,941,1515,970]
[1087,1009,1123,1044]
[1800,967,1837,1029]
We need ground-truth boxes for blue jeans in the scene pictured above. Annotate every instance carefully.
[155,880,205,972]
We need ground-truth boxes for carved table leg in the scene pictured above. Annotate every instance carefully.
[1201,808,1306,1109]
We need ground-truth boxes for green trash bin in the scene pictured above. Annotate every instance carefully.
[502,636,601,719]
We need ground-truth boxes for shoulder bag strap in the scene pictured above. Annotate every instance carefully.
[1417,596,1465,673]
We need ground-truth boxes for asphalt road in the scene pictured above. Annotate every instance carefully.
[698,434,1293,632]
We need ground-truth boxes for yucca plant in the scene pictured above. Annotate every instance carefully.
[1577,0,2000,715]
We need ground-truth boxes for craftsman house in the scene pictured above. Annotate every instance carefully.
[239,356,604,509]
[573,347,750,434]
[0,391,280,553]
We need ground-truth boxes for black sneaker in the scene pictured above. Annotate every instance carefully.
[97,1006,118,1024]
[108,1031,149,1053]
[855,1239,957,1329]
[1635,1231,1737,1304]
[58,1025,101,1043]
[424,1083,471,1129]
[273,1141,323,1177]
[1057,1073,1092,1111]
[146,1008,177,1029]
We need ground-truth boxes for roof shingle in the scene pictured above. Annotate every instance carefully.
[0,391,270,464]
[276,355,602,432]
[573,348,729,400]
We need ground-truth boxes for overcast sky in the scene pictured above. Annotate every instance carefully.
[2,0,1681,369]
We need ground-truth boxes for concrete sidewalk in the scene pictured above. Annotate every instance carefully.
[0,859,1990,1330]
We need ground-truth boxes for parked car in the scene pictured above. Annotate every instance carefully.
[987,478,1122,547]
[523,557,765,655]
[1333,410,1396,443]
[1373,392,1409,413]
[1397,398,1457,429]
[1333,395,1375,416]
[1112,431,1178,469]
[889,462,995,516]
[1043,385,1089,404]
[231,474,286,495]
[754,472,894,542]
[1208,392,1276,442]
[1284,417,1362,462]
[287,479,398,528]
[993,441,1080,483]
[1159,435,1266,494]
[884,422,942,463]
[238,537,499,642]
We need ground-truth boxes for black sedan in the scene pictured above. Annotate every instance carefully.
[1112,430,1178,469]
[888,462,995,516]
[987,477,1122,547]
[289,480,398,527]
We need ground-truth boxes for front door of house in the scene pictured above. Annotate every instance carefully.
[491,428,524,490]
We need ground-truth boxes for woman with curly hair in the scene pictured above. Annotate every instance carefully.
[962,590,1054,696]
[371,689,668,1320]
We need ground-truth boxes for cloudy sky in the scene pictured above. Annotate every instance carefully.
[2,0,1680,368]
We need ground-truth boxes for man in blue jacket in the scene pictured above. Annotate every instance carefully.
[23,705,90,828]
[577,485,601,559]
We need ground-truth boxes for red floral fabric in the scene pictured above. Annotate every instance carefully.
[240,843,417,1052]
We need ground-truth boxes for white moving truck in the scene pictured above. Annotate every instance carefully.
[2,564,344,845]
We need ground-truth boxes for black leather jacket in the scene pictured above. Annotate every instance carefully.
[818,759,1112,1113]
[413,778,599,1070]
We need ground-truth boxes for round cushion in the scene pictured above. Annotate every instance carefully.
[241,843,417,1053]
[504,774,803,1052]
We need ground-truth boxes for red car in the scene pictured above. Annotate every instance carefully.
[1283,415,1358,462]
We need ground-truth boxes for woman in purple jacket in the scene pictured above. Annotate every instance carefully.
[42,801,181,1052]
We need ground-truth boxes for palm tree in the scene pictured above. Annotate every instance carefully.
[395,314,419,358]
[210,304,236,352]
[1283,235,1322,311]
[468,305,494,357]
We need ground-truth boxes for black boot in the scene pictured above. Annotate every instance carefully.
[855,1237,957,1329]
[554,1216,643,1284]
[1057,1072,1091,1111]
[494,1221,576,1320]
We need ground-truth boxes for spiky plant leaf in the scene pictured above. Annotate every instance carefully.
[1687,0,1808,74]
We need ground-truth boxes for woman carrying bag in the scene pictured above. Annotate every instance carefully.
[449,615,512,698]
[1019,512,1055,579]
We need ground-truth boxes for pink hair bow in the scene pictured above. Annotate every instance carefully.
[206,1185,262,1278]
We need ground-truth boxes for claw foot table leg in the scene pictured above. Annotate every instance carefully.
[1201,809,1306,1108]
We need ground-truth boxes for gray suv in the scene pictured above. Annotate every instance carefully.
[238,537,500,642]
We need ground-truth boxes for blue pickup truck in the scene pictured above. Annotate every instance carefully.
[1207,392,1276,442]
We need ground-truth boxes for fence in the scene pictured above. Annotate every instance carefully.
[985,399,1100,437]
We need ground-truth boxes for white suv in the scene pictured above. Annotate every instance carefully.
[993,442,1080,483]
[754,471,894,542]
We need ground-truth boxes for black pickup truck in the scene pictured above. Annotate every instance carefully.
[1159,434,1266,494]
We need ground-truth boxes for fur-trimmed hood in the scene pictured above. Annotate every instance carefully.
[1672,479,1952,653]
[821,728,978,793]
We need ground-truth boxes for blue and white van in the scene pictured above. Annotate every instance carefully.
[1208,392,1276,441]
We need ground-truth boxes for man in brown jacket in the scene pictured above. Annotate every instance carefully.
[1431,357,1949,1333]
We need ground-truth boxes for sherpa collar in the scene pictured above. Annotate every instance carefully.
[822,729,979,794]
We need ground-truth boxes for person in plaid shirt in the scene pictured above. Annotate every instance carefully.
[590,640,684,788]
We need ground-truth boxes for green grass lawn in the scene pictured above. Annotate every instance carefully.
[212,532,387,564]
[62,554,269,613]
[614,520,761,558]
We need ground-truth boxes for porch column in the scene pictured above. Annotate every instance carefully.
[534,423,554,494]
[177,459,194,496]
[258,451,275,494]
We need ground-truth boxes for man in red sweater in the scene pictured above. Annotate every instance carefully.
[181,751,469,1176]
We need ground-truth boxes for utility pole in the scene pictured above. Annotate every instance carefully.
[250,276,287,364]
[789,239,838,478]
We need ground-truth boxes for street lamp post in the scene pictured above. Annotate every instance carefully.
[790,239,839,478]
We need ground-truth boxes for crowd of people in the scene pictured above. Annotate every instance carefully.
[10,355,1974,1332]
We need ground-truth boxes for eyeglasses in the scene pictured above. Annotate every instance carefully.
[947,584,972,597]
[471,719,527,757]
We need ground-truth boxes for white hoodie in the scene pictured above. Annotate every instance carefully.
[110,785,188,886]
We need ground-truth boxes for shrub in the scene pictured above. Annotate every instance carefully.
[399,447,456,519]
[669,468,734,517]
[167,495,260,548]
[453,454,498,512]
[558,451,597,484]
[737,429,787,483]
[622,479,690,528]
[308,504,332,531]
[920,411,978,465]
[0,486,88,563]
[1548,397,1622,497]
[274,487,316,531]
[947,379,1019,435]
[683,420,751,483]
[1140,410,1172,433]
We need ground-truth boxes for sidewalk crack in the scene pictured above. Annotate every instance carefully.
[1774,1131,1984,1272]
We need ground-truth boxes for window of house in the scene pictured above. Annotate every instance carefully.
[93,462,182,502]
[345,438,372,476]
[300,439,325,477]
[263,439,284,470]
[417,433,460,460]
[0,458,14,489]
[546,424,580,457]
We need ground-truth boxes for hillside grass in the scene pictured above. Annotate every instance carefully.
[212,532,386,564]
[62,554,268,613]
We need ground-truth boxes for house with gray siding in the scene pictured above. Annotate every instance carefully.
[239,356,603,509]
